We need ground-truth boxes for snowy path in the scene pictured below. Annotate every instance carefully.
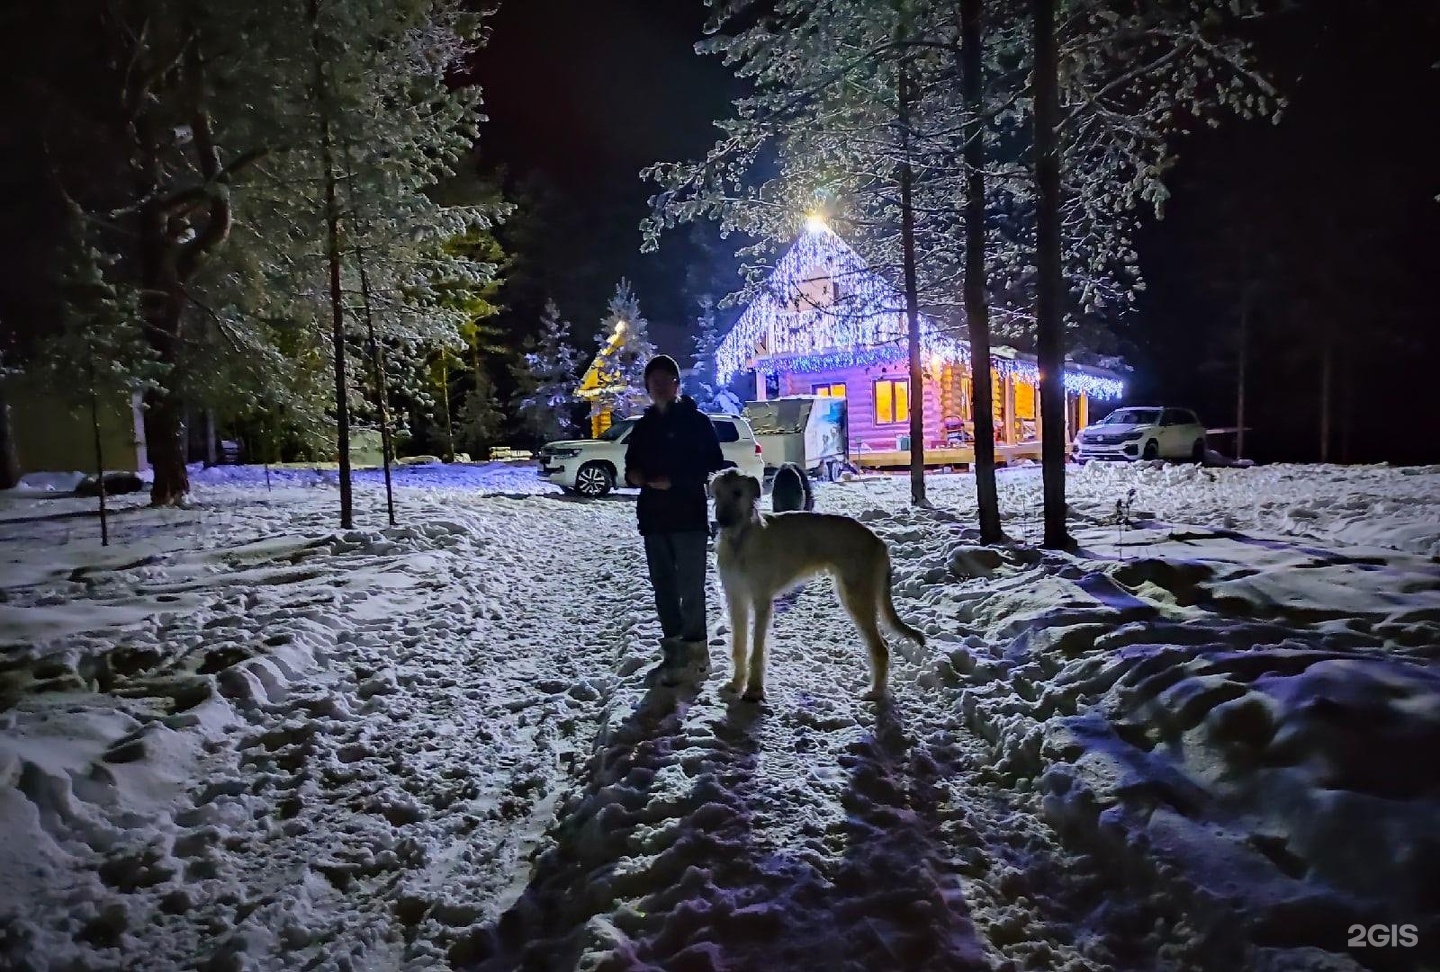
[466,505,1202,972]
[4,462,1439,971]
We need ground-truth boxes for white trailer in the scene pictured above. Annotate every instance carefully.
[741,395,850,481]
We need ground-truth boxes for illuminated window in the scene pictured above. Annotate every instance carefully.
[874,378,910,425]
[812,383,846,398]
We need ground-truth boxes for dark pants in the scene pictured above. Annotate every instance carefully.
[643,531,709,643]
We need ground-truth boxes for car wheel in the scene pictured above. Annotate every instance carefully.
[575,462,614,498]
[1191,439,1206,463]
[1141,440,1159,461]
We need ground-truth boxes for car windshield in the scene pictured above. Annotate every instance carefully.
[1099,408,1161,426]
[597,419,635,442]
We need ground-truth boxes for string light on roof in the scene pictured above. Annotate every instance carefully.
[715,225,1126,401]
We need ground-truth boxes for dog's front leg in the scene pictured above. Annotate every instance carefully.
[743,599,773,701]
[725,590,749,695]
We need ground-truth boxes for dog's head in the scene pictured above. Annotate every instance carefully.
[708,468,761,528]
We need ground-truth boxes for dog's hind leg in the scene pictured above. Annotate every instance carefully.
[837,575,890,701]
[743,598,773,701]
[724,589,749,695]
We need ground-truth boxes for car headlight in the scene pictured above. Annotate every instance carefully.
[549,448,580,459]
[1119,430,1145,441]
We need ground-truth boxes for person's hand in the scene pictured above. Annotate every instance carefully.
[626,468,645,487]
[648,476,672,490]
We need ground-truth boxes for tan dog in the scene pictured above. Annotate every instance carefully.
[708,468,926,701]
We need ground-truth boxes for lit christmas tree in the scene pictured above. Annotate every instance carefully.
[589,280,656,420]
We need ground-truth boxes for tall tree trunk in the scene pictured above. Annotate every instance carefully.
[87,364,109,547]
[1340,348,1352,464]
[204,409,217,466]
[356,239,397,527]
[959,0,1003,544]
[141,323,190,505]
[137,182,190,505]
[1032,0,1071,549]
[343,147,396,520]
[473,342,486,408]
[0,377,21,489]
[310,0,352,528]
[1236,289,1248,460]
[897,63,927,507]
[129,26,239,507]
[1319,331,1332,464]
[440,356,456,462]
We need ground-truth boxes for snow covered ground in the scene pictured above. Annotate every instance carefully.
[1,460,1436,971]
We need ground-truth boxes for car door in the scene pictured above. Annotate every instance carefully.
[1158,409,1185,458]
[1176,410,1204,456]
[606,424,633,470]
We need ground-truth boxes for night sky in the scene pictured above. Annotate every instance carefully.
[471,0,1438,465]
[467,0,739,358]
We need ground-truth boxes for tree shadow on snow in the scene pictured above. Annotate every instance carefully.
[823,700,991,971]
[453,661,714,971]
[0,500,151,528]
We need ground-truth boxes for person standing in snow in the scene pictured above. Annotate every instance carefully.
[624,354,725,678]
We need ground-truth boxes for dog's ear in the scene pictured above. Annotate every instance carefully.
[706,470,723,498]
[745,475,762,502]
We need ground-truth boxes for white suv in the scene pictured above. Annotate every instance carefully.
[1074,406,1207,463]
[537,414,765,497]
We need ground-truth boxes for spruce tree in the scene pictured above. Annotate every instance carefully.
[38,219,159,542]
[514,301,582,442]
[688,296,724,411]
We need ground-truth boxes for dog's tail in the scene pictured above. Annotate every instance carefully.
[880,566,926,647]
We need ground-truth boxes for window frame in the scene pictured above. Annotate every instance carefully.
[873,377,911,426]
[711,420,741,444]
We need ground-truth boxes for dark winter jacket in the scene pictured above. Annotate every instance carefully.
[624,396,725,536]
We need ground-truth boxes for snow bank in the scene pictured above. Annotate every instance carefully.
[932,523,1440,966]
[12,471,90,493]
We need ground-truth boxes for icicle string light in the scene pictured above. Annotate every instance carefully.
[717,224,1126,400]
[757,346,1126,400]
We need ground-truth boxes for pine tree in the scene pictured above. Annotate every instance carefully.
[593,281,656,421]
[514,301,582,442]
[15,0,505,515]
[688,296,724,410]
[457,366,505,457]
[37,220,160,543]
